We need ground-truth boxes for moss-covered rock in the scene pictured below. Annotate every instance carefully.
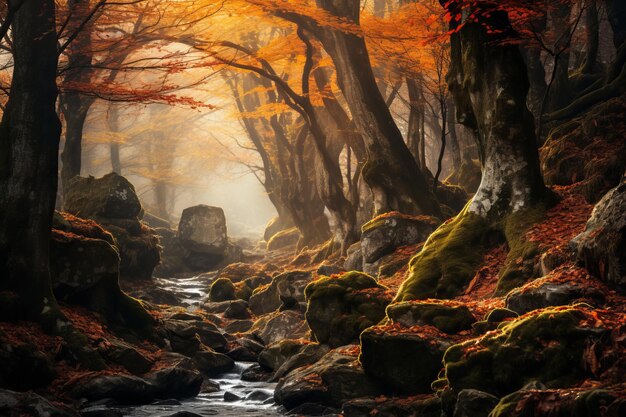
[443,306,605,397]
[304,272,393,347]
[387,300,476,334]
[64,173,142,220]
[343,394,442,417]
[274,348,382,410]
[258,339,330,382]
[361,212,439,268]
[208,278,236,302]
[359,324,457,394]
[249,310,310,345]
[490,385,626,417]
[540,96,626,203]
[484,308,518,323]
[249,271,312,316]
[178,205,228,255]
[64,174,161,281]
[505,281,605,315]
[267,227,301,251]
[571,176,626,290]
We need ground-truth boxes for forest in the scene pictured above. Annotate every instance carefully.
[0,0,625,416]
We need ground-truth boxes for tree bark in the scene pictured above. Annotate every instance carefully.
[289,0,442,218]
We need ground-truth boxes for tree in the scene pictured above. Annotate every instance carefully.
[396,0,554,301]
[0,0,103,368]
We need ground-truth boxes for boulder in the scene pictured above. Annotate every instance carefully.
[163,320,227,355]
[360,213,439,268]
[571,177,626,290]
[192,350,235,377]
[258,339,330,381]
[344,242,363,272]
[63,174,160,281]
[178,205,227,255]
[50,212,155,335]
[208,278,236,302]
[147,364,203,400]
[274,348,382,410]
[386,301,476,334]
[360,324,457,394]
[304,272,393,347]
[250,310,310,345]
[72,375,156,404]
[443,306,606,397]
[491,385,626,417]
[453,389,499,417]
[506,281,605,314]
[267,227,301,251]
[0,389,77,417]
[0,339,55,391]
[249,271,312,316]
[343,395,441,417]
[264,216,294,242]
[223,301,252,320]
[64,173,141,220]
[101,339,154,375]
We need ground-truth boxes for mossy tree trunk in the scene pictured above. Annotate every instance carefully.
[0,0,104,368]
[280,1,442,218]
[395,3,552,302]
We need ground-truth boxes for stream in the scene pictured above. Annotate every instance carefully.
[96,274,286,417]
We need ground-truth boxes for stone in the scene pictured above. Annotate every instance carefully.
[224,320,254,334]
[72,375,156,404]
[264,216,293,242]
[224,392,242,402]
[0,389,77,417]
[250,310,310,345]
[343,395,441,417]
[147,364,203,400]
[192,350,235,377]
[246,390,273,402]
[64,174,160,281]
[304,272,392,347]
[360,325,456,394]
[360,213,439,266]
[224,300,251,320]
[249,271,312,316]
[386,301,476,334]
[163,319,227,353]
[0,340,55,391]
[506,282,605,315]
[208,278,236,302]
[102,339,154,375]
[453,389,499,417]
[241,364,273,382]
[64,173,142,220]
[287,403,339,416]
[344,242,363,272]
[178,205,228,255]
[571,177,626,289]
[274,348,382,410]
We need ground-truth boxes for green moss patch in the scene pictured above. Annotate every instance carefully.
[387,300,476,334]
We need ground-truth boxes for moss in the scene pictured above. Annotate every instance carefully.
[305,272,392,347]
[267,227,301,251]
[395,203,492,301]
[235,282,253,301]
[209,278,236,302]
[484,308,518,323]
[387,301,476,334]
[443,306,597,397]
[496,204,548,294]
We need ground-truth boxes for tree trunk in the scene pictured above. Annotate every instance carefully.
[297,0,442,218]
[60,96,91,190]
[396,2,552,301]
[108,105,122,174]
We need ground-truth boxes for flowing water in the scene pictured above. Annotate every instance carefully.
[92,274,286,416]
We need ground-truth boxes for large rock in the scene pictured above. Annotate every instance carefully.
[163,320,227,355]
[360,324,457,394]
[249,271,312,316]
[386,301,476,334]
[208,278,236,302]
[506,281,605,315]
[343,395,441,417]
[453,389,499,417]
[266,227,301,251]
[50,212,155,334]
[250,310,310,345]
[64,174,160,281]
[64,173,141,219]
[443,306,606,397]
[178,205,227,255]
[0,389,77,417]
[0,337,55,391]
[304,272,392,347]
[147,364,203,400]
[571,177,626,289]
[360,213,439,270]
[258,339,330,381]
[192,350,235,377]
[71,375,157,404]
[274,348,382,410]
